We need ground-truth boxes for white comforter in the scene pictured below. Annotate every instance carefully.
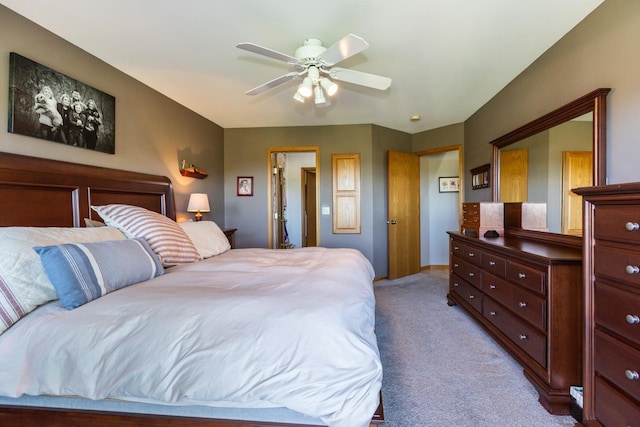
[0,247,382,427]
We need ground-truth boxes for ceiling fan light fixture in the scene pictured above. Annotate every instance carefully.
[297,77,313,98]
[293,91,306,103]
[314,85,330,107]
[320,77,338,96]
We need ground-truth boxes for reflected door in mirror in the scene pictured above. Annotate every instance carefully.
[499,149,528,202]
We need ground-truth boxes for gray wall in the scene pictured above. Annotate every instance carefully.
[464,0,640,201]
[0,6,225,224]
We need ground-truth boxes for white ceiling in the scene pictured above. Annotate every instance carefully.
[1,0,603,134]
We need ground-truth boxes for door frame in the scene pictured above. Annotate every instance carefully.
[414,144,464,235]
[266,146,320,249]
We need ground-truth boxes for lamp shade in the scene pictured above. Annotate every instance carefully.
[187,193,210,221]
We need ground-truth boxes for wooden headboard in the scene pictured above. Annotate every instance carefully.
[0,152,176,227]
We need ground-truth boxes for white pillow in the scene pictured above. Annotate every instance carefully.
[0,226,126,334]
[92,204,202,267]
[179,221,231,258]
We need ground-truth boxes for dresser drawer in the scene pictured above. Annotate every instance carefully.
[484,297,546,368]
[594,330,640,400]
[451,273,483,313]
[506,260,546,295]
[595,282,640,344]
[451,256,482,289]
[484,272,546,331]
[483,252,506,277]
[451,240,465,258]
[595,205,640,245]
[595,244,640,289]
[594,376,640,427]
[460,244,482,266]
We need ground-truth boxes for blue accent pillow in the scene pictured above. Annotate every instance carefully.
[34,238,164,309]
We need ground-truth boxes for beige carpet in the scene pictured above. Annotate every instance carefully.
[373,269,577,427]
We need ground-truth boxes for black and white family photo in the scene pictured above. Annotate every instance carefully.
[8,52,116,154]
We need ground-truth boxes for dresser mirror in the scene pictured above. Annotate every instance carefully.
[491,88,610,246]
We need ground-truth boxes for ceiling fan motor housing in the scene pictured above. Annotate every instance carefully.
[295,38,327,63]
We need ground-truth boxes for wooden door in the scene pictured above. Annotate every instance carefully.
[499,148,528,202]
[302,168,317,246]
[562,151,592,235]
[387,150,420,279]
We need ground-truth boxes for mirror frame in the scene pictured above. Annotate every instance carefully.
[490,88,610,247]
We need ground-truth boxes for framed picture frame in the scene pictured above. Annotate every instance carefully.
[237,176,253,196]
[439,176,459,193]
[8,52,116,154]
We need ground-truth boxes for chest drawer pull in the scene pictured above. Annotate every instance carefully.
[626,314,640,324]
[468,272,475,277]
[453,282,459,287]
[625,265,640,275]
[454,263,459,268]
[468,252,475,257]
[518,272,526,279]
[519,302,527,308]
[489,284,496,289]
[453,246,460,251]
[625,369,639,380]
[489,311,496,316]
[469,295,475,299]
[489,261,496,266]
[519,334,527,340]
[625,221,640,231]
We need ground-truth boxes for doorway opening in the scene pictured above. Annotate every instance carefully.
[267,147,320,249]
[413,145,462,271]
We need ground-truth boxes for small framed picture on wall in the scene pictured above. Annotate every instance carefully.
[439,176,459,193]
[237,176,253,196]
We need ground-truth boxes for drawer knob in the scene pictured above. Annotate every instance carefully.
[454,263,459,268]
[490,311,496,316]
[625,369,639,380]
[489,261,496,266]
[454,282,459,287]
[489,284,496,289]
[468,272,475,277]
[518,273,526,279]
[626,314,640,324]
[454,246,459,250]
[519,334,527,340]
[625,265,640,275]
[519,302,527,308]
[468,252,475,257]
[469,295,475,299]
[625,222,640,231]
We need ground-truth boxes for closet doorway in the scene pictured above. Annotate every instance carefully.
[267,147,320,249]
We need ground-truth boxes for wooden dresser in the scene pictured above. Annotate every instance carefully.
[574,183,640,426]
[461,202,504,237]
[447,232,583,414]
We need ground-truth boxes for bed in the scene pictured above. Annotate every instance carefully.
[0,152,383,427]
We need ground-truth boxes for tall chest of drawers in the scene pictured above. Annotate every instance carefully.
[447,232,583,414]
[575,183,640,426]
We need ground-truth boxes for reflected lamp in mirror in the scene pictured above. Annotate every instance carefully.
[187,193,210,221]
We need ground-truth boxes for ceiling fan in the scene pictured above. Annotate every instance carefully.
[236,34,392,107]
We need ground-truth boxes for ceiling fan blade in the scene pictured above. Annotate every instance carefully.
[245,71,301,95]
[317,34,369,67]
[329,67,392,91]
[237,42,299,65]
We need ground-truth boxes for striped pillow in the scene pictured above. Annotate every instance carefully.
[34,238,164,309]
[0,226,127,334]
[92,204,202,266]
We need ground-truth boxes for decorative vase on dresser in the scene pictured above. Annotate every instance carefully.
[447,231,583,415]
[574,183,640,426]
